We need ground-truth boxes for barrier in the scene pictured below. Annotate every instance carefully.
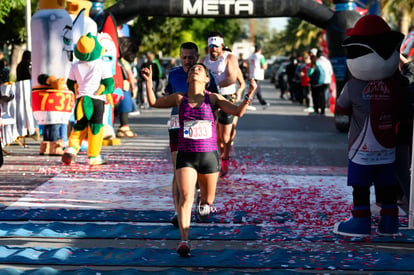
[1,80,39,152]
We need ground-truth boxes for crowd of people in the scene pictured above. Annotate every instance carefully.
[276,48,334,115]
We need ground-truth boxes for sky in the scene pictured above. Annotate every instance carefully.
[268,17,289,31]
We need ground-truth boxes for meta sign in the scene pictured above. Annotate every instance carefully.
[182,0,254,16]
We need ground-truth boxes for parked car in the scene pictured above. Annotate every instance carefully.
[274,61,289,89]
[268,56,289,83]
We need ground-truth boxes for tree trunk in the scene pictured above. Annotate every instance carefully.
[9,44,24,81]
[400,9,410,35]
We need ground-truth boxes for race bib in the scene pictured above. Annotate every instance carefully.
[183,120,212,140]
[167,114,179,129]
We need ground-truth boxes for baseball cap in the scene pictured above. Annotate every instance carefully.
[208,36,224,48]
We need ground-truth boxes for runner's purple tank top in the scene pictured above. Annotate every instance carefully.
[178,91,218,152]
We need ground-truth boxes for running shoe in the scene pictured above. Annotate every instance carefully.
[220,158,229,177]
[170,213,178,228]
[88,155,107,165]
[61,147,77,165]
[198,203,211,217]
[196,202,216,222]
[176,240,191,257]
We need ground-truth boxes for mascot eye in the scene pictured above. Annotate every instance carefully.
[102,56,113,62]
[346,45,373,59]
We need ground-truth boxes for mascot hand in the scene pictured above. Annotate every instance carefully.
[38,74,67,90]
[106,94,114,107]
[96,84,105,95]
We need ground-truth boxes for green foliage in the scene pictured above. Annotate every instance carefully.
[0,0,26,24]
[129,17,243,58]
[0,0,33,46]
[265,17,324,58]
[263,31,285,57]
[382,0,414,33]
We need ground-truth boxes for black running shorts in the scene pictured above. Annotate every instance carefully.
[175,151,220,174]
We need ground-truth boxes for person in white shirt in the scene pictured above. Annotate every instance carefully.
[248,44,270,107]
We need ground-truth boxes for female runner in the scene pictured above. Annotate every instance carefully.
[141,63,256,257]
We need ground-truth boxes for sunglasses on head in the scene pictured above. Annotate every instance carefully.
[209,44,219,49]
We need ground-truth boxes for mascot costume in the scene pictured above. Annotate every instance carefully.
[66,0,97,38]
[97,13,125,145]
[67,1,121,147]
[333,15,414,237]
[62,33,115,165]
[31,0,75,155]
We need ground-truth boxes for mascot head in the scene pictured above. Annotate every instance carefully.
[343,15,404,81]
[74,32,104,61]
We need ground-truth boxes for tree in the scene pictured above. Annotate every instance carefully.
[0,0,34,80]
[129,17,244,57]
[0,0,31,47]
[381,0,414,35]
[102,0,244,57]
[278,17,323,57]
[268,0,332,57]
[0,0,26,24]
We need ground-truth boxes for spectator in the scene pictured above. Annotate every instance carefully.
[136,54,149,109]
[248,44,270,108]
[308,53,326,115]
[141,52,161,98]
[16,50,31,81]
[285,56,299,102]
[154,54,163,93]
[0,59,10,85]
[238,53,249,81]
[299,52,313,112]
[116,37,139,138]
[313,48,334,109]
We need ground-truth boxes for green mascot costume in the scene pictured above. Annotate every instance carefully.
[62,32,115,165]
